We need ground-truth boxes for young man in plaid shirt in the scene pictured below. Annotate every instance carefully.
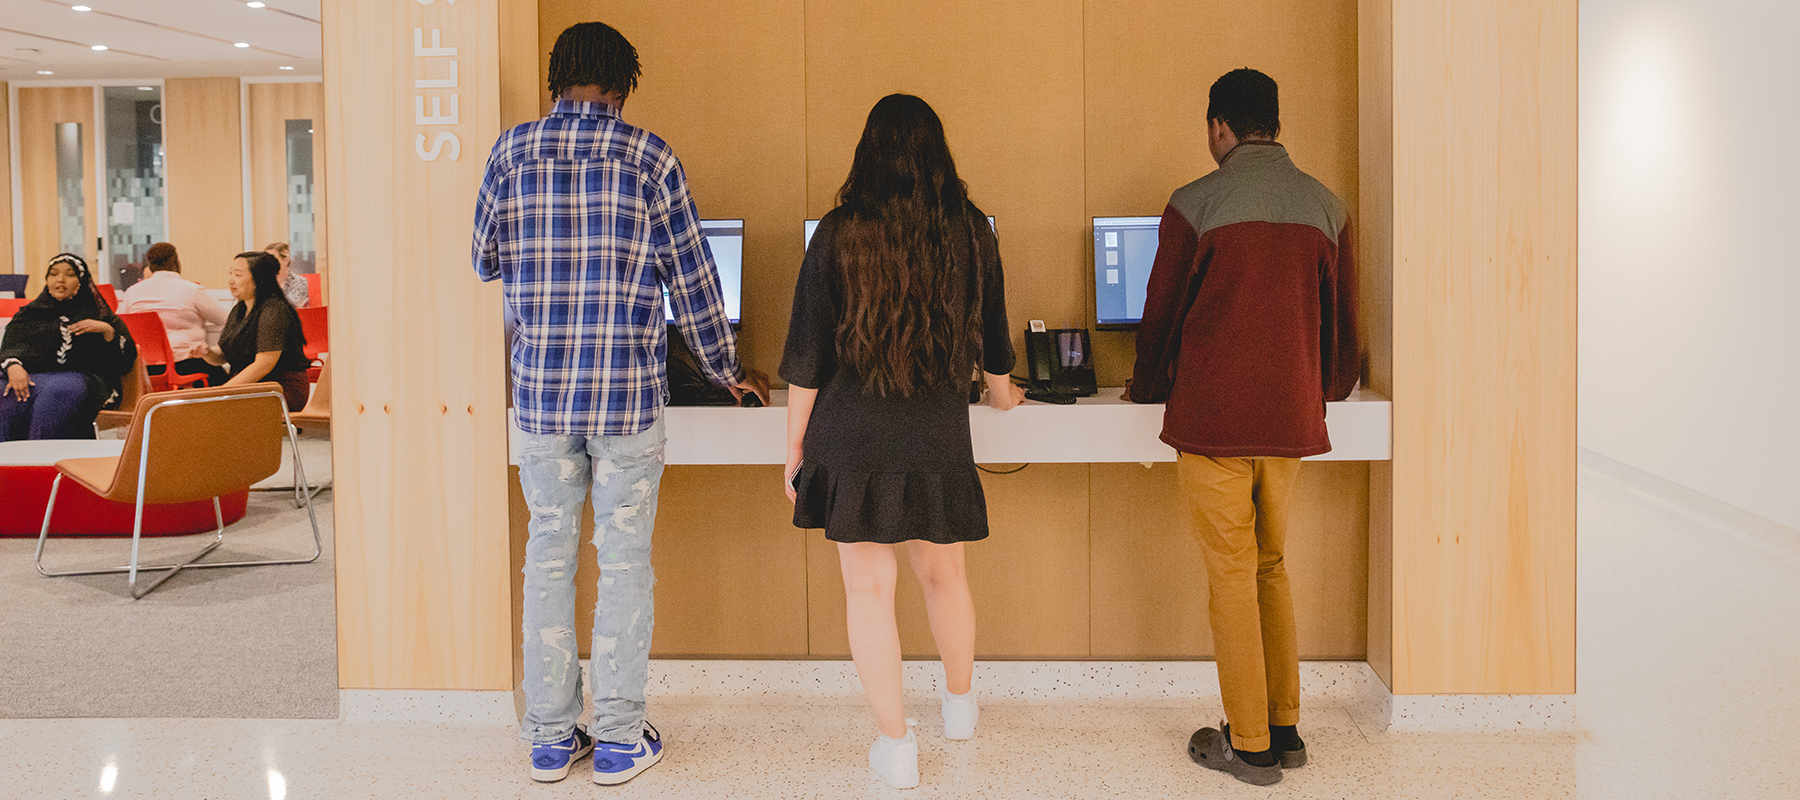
[472,21,767,786]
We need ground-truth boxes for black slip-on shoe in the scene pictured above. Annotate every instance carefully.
[1278,743,1307,769]
[1187,723,1282,786]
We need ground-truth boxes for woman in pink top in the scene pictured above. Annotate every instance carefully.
[119,242,230,386]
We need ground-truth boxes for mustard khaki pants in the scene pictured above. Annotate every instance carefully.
[1177,452,1302,753]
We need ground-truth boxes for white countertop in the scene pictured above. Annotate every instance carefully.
[509,387,1391,466]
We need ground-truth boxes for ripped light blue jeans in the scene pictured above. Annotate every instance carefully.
[517,418,664,746]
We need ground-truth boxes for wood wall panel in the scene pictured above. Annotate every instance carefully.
[1385,0,1578,694]
[1082,0,1360,385]
[17,87,96,296]
[1359,0,1397,689]
[1090,462,1369,660]
[247,82,327,282]
[0,83,12,277]
[806,464,1092,659]
[324,0,512,690]
[164,78,244,289]
[805,1,1086,376]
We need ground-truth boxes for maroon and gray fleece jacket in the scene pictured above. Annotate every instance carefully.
[1130,141,1360,459]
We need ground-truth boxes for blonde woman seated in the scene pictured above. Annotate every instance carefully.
[263,242,311,308]
[202,251,311,411]
[120,242,230,386]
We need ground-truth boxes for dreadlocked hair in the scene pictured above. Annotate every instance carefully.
[831,94,986,399]
[548,22,641,101]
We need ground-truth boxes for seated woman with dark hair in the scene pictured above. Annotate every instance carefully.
[202,251,311,411]
[120,241,230,386]
[0,253,139,441]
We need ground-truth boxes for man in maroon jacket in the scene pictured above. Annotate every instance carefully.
[1126,68,1360,786]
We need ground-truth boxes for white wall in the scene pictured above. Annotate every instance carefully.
[1580,0,1800,529]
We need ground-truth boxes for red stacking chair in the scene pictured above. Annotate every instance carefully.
[0,298,28,317]
[96,283,119,310]
[303,273,323,308]
[297,306,328,382]
[118,312,211,391]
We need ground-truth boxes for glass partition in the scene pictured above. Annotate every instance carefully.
[285,119,319,275]
[55,122,85,258]
[103,85,167,289]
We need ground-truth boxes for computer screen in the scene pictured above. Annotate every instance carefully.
[804,216,995,249]
[1092,216,1161,328]
[665,219,743,324]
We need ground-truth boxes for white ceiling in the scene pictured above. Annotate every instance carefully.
[0,0,321,82]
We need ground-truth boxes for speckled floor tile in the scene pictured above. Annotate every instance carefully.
[3,460,1798,799]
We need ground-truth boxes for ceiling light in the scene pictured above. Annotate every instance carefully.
[278,65,294,70]
[247,1,266,7]
[137,86,152,91]
[72,5,92,11]
[91,44,108,51]
[37,70,54,75]
[234,42,250,48]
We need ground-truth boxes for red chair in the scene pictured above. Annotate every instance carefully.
[303,273,323,307]
[96,283,119,310]
[0,298,27,317]
[297,306,328,382]
[118,312,210,391]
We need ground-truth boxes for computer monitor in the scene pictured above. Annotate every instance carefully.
[1092,216,1161,329]
[804,216,995,249]
[665,219,742,325]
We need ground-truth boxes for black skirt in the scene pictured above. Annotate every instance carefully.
[790,386,991,545]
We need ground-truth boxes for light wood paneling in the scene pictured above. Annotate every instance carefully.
[17,87,96,295]
[1090,462,1369,659]
[324,0,512,690]
[1385,0,1578,694]
[1082,0,1360,385]
[805,1,1087,377]
[538,1,807,375]
[1,83,12,276]
[247,82,327,280]
[806,464,1092,658]
[1359,0,1398,689]
[164,78,245,289]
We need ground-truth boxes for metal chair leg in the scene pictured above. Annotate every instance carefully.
[36,481,323,600]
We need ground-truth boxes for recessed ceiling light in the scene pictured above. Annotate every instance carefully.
[234,42,250,48]
[247,1,266,7]
[91,44,108,51]
[37,70,54,75]
[137,86,152,91]
[72,5,92,11]
[278,65,294,70]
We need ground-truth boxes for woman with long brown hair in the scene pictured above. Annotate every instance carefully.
[781,93,1023,789]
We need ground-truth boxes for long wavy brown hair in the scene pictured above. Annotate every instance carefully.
[832,94,985,398]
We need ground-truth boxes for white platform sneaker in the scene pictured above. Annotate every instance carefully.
[869,728,920,789]
[941,688,978,740]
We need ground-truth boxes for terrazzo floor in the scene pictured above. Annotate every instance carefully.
[2,459,1797,798]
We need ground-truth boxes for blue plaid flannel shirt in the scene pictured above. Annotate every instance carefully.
[473,100,742,436]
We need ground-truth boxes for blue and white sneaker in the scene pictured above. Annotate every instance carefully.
[530,727,594,782]
[592,721,664,785]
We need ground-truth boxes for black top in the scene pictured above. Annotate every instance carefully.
[0,287,137,398]
[779,205,1014,543]
[219,298,310,379]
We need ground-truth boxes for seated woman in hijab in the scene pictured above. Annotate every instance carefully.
[201,251,311,411]
[0,253,139,441]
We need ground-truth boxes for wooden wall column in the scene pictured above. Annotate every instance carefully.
[164,78,246,288]
[1363,0,1578,694]
[322,0,514,691]
[1,82,13,276]
[16,87,96,294]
